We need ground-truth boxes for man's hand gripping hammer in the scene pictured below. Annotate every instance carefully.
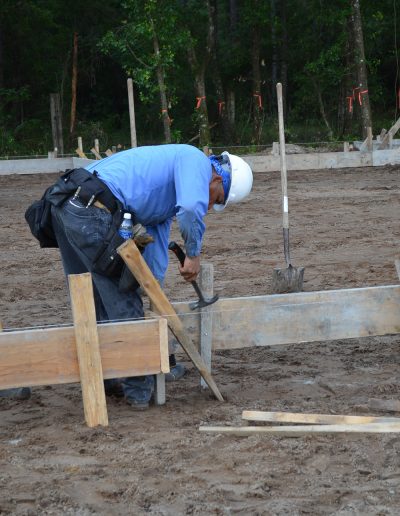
[168,241,219,311]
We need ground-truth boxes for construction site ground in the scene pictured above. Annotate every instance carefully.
[0,164,399,515]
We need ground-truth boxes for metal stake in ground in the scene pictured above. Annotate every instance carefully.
[272,82,305,294]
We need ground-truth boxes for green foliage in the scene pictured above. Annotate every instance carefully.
[1,0,400,154]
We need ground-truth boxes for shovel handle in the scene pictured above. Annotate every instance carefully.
[277,83,289,230]
[168,241,186,267]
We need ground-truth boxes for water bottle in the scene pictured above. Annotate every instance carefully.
[118,213,134,240]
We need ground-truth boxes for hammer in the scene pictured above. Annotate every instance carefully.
[168,241,219,310]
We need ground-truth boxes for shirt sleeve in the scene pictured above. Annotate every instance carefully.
[142,218,172,283]
[174,153,211,257]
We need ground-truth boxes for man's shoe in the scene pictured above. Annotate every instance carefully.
[0,388,31,400]
[165,363,186,382]
[104,379,124,398]
[126,399,150,410]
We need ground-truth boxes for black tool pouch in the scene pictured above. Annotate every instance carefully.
[91,206,140,292]
[91,206,125,278]
[24,186,58,248]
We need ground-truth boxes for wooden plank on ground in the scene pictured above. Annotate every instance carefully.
[69,273,108,427]
[173,285,400,350]
[199,423,400,436]
[242,410,400,425]
[369,398,400,413]
[0,319,163,390]
[118,239,224,401]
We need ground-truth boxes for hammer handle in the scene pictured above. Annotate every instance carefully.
[168,241,187,267]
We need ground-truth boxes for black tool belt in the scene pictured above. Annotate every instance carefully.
[46,168,119,213]
[25,167,122,249]
[25,167,140,292]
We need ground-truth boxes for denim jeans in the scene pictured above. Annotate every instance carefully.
[51,198,154,403]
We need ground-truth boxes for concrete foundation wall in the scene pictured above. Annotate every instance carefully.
[0,157,94,176]
[245,148,400,173]
[1,148,400,176]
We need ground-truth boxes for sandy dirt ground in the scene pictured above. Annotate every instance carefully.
[0,163,399,515]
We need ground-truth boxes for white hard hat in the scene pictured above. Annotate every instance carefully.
[213,151,253,211]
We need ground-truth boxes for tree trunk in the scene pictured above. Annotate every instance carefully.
[226,89,236,128]
[188,49,211,147]
[0,24,4,90]
[186,1,213,147]
[280,0,288,118]
[270,0,278,111]
[151,22,171,143]
[229,0,238,33]
[210,0,235,143]
[313,80,333,139]
[340,17,355,137]
[351,0,372,138]
[70,32,78,135]
[251,25,262,144]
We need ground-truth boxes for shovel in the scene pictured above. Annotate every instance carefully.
[272,83,305,294]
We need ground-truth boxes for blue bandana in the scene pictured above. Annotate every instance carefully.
[209,155,231,205]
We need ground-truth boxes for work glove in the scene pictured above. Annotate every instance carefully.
[132,223,154,250]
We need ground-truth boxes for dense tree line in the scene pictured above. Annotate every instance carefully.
[0,0,399,155]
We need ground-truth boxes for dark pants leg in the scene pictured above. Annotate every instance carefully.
[52,198,154,403]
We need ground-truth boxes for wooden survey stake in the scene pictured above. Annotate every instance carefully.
[118,239,224,401]
[91,147,102,160]
[69,273,108,427]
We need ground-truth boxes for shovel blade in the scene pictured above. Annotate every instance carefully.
[272,264,305,294]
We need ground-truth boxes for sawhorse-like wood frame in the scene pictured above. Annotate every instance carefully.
[0,273,169,427]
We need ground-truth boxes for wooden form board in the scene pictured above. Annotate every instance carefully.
[242,410,400,425]
[199,423,400,436]
[0,318,169,390]
[173,285,400,350]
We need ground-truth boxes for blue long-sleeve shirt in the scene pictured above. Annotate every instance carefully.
[85,144,212,281]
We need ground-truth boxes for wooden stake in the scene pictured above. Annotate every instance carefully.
[118,239,224,401]
[69,273,108,427]
[91,147,102,160]
[395,259,400,281]
[199,263,214,389]
[127,78,137,148]
[50,93,64,155]
[94,138,100,155]
[76,148,87,159]
[367,127,373,151]
[242,410,400,425]
[199,423,400,436]
[76,137,87,158]
[70,32,78,135]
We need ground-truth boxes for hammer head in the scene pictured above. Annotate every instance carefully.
[189,294,219,311]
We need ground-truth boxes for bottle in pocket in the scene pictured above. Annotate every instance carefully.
[118,213,133,240]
